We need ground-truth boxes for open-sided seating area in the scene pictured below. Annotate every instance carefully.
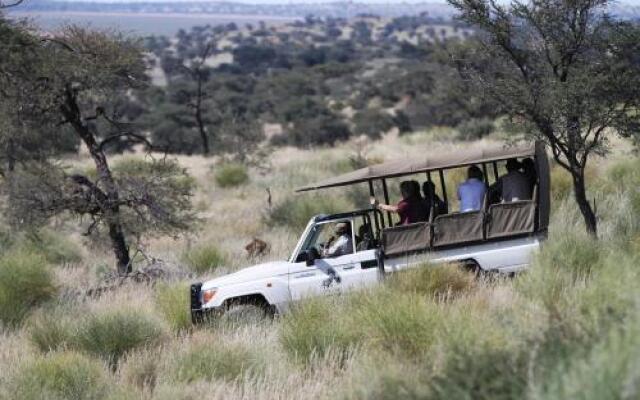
[381,199,538,257]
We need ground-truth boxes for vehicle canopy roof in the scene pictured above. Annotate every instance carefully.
[296,142,538,192]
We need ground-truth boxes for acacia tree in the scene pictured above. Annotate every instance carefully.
[0,21,196,274]
[448,0,640,236]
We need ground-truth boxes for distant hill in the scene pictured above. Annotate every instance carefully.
[12,1,459,19]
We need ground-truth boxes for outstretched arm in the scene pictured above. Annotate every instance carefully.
[370,197,399,213]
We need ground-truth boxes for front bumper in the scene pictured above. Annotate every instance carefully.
[190,282,223,324]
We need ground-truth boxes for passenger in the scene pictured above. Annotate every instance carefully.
[493,158,532,202]
[371,180,428,225]
[457,165,486,212]
[323,222,353,258]
[422,181,447,218]
[356,223,373,251]
[521,157,537,194]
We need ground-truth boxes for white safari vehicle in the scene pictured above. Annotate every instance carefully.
[191,141,550,321]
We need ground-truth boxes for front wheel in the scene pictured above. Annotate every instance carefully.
[221,300,276,324]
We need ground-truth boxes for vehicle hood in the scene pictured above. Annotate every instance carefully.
[202,261,291,290]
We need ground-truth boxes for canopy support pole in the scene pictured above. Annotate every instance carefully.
[438,170,448,207]
[492,161,499,182]
[382,179,393,226]
[481,163,489,185]
[368,180,381,232]
[426,172,435,221]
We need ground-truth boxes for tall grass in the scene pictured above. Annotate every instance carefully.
[154,281,191,332]
[214,163,249,188]
[0,250,56,327]
[181,243,227,274]
[9,351,110,400]
[29,307,167,367]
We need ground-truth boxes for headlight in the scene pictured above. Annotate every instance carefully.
[201,288,217,304]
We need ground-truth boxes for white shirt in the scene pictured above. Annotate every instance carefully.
[324,234,353,258]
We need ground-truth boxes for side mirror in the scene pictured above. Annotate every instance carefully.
[305,248,319,266]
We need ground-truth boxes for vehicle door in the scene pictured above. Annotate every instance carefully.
[337,215,381,291]
[288,219,360,301]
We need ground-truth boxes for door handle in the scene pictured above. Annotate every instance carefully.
[294,272,315,279]
[342,265,356,270]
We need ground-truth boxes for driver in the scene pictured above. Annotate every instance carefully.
[323,222,353,258]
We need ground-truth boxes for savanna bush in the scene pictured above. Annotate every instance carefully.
[181,243,226,274]
[10,351,109,400]
[155,281,190,332]
[531,322,640,400]
[0,250,56,327]
[455,117,495,141]
[280,297,359,364]
[267,195,352,231]
[29,308,166,367]
[348,290,443,357]
[214,163,249,188]
[74,310,166,366]
[516,230,601,311]
[21,229,83,265]
[171,342,265,382]
[387,264,475,299]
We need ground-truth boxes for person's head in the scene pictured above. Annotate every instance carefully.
[335,222,351,236]
[506,158,521,172]
[467,165,483,181]
[358,223,370,238]
[410,180,421,199]
[422,180,436,198]
[400,180,417,199]
[521,158,535,173]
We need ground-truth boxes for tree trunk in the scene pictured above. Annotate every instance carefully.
[61,88,131,274]
[195,73,210,156]
[571,169,598,237]
[108,221,131,275]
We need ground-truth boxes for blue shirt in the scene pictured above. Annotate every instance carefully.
[457,178,486,212]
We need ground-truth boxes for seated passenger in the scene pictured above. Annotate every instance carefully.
[371,181,428,225]
[457,165,486,212]
[356,223,373,251]
[492,158,532,202]
[422,181,447,219]
[521,157,537,194]
[323,222,353,258]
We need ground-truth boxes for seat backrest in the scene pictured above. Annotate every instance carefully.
[432,210,484,247]
[486,200,536,239]
[382,222,431,257]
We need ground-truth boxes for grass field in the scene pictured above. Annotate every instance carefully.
[0,129,638,399]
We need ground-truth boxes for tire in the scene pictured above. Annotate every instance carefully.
[221,299,275,324]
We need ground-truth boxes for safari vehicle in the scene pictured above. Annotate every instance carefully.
[191,141,550,321]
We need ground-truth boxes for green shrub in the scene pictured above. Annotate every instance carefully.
[0,250,56,327]
[387,264,475,299]
[155,282,190,332]
[516,231,601,312]
[429,346,528,400]
[172,342,264,382]
[550,166,574,202]
[22,229,83,265]
[349,290,443,357]
[74,310,166,366]
[11,351,109,400]
[280,297,359,363]
[214,163,249,188]
[267,195,352,231]
[28,308,74,352]
[605,157,640,193]
[532,323,640,400]
[181,243,226,274]
[456,118,495,141]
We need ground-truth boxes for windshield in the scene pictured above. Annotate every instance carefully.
[298,219,355,259]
